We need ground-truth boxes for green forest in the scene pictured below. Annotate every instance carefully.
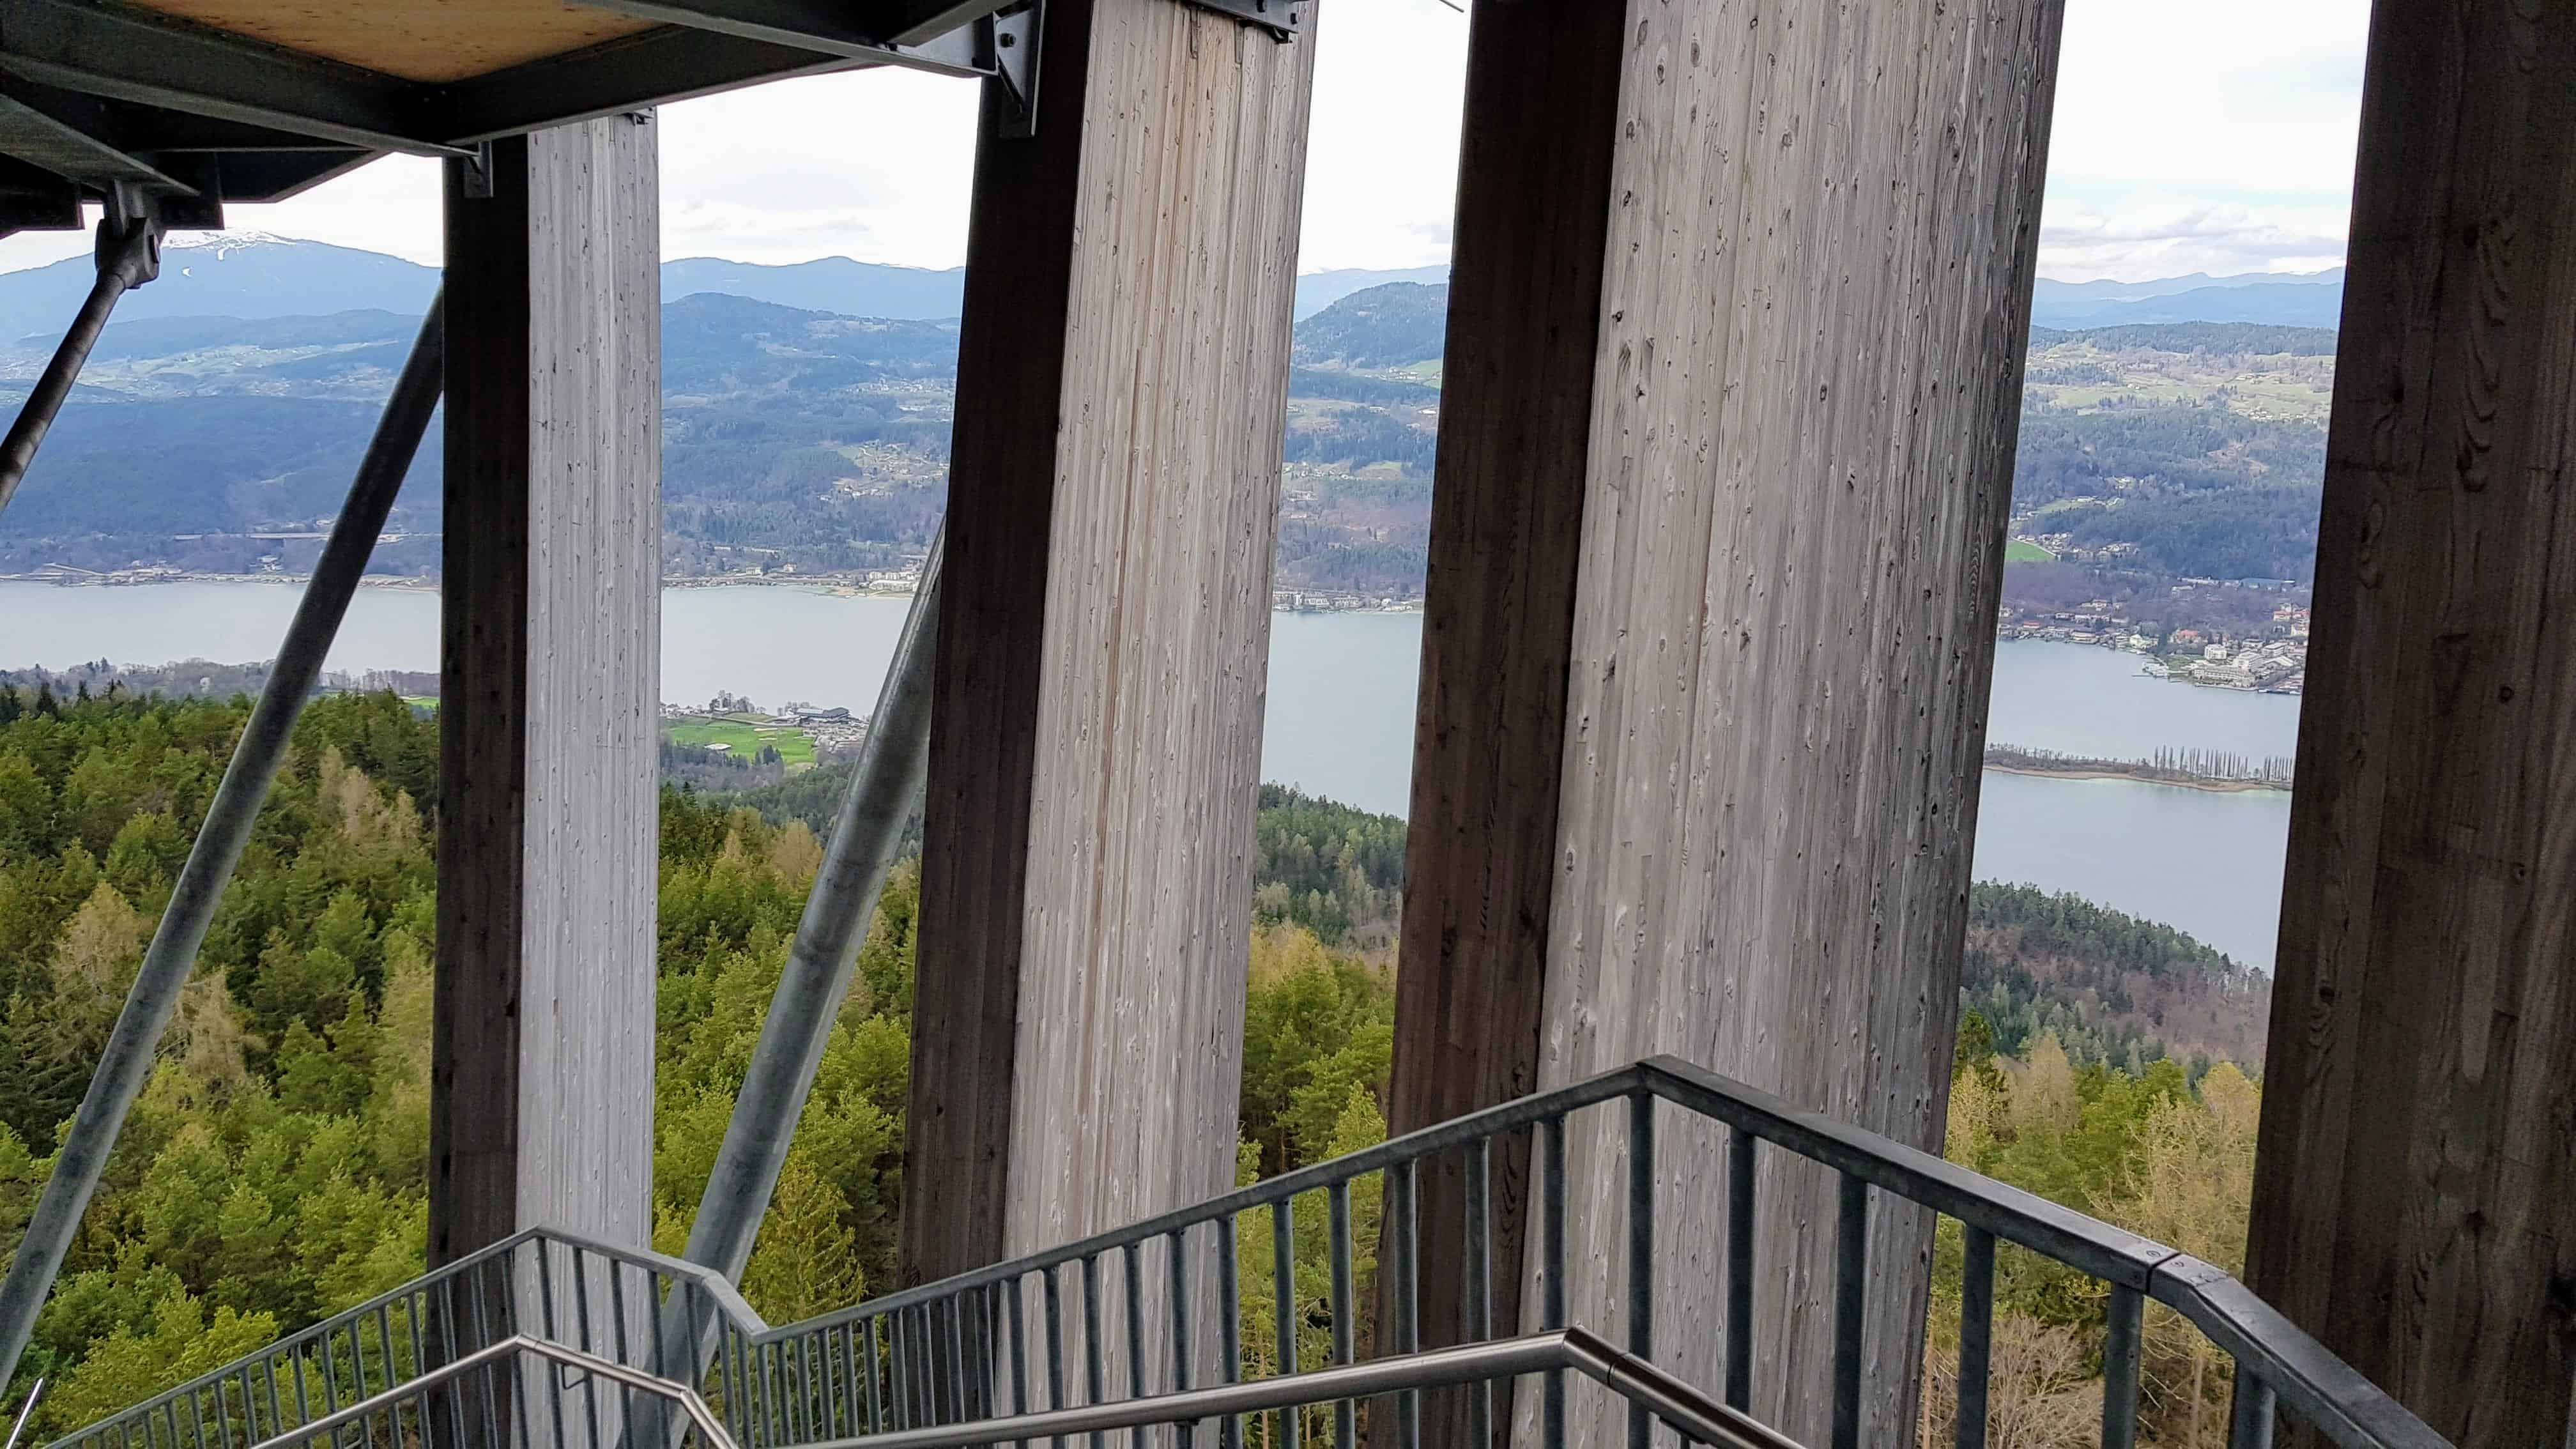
[0,686,2264,1446]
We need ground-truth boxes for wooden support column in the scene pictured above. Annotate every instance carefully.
[900,0,1317,1293]
[2244,4,2576,1443]
[431,118,661,1268]
[1389,2,2062,1445]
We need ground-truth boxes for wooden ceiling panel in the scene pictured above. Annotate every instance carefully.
[123,1,664,84]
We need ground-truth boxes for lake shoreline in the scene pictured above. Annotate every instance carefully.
[1983,760,2289,795]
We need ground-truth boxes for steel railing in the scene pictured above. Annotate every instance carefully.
[49,1055,2450,1449]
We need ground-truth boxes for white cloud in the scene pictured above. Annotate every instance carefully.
[0,0,2365,285]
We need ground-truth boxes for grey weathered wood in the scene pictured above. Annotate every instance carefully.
[1392,3,2062,1446]
[2244,3,2576,1443]
[431,116,661,1269]
[901,0,1318,1301]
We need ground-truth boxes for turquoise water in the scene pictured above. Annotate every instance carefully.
[0,583,2296,967]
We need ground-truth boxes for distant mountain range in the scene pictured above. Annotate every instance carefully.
[0,234,2346,597]
[0,233,1451,341]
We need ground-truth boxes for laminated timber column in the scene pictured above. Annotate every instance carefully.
[431,118,661,1267]
[900,0,1318,1289]
[2244,3,2576,1443]
[1389,1,2061,1445]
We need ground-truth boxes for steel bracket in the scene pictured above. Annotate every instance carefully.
[1176,0,1300,40]
[95,179,165,284]
[984,3,1041,139]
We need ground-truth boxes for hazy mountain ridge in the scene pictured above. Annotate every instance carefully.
[0,240,2345,595]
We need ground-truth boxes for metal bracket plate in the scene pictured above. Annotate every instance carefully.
[1177,0,1300,40]
[986,3,1041,139]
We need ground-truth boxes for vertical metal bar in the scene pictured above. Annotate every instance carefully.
[1169,1230,1195,1449]
[1466,1138,1493,1449]
[2101,1284,2145,1449]
[890,1310,912,1432]
[1082,1256,1107,1449]
[953,1289,969,1413]
[1042,1265,1066,1425]
[1830,1176,1868,1449]
[865,1316,886,1435]
[2226,1372,2274,1449]
[1392,1160,1420,1449]
[1627,1094,1654,1449]
[574,1250,606,1449]
[1329,1181,1355,1449]
[537,1244,571,1449]
[1009,1275,1032,1427]
[1954,1227,1995,1449]
[1269,1201,1298,1449]
[1216,1218,1241,1449]
[0,294,448,1395]
[1121,1242,1147,1448]
[295,1342,318,1438]
[1724,1129,1754,1413]
[1540,1118,1567,1449]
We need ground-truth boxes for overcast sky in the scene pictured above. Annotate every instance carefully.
[0,0,2370,282]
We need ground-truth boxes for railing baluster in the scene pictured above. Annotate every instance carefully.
[1830,1175,1868,1449]
[1466,1137,1492,1449]
[535,1244,569,1449]
[1269,1200,1298,1449]
[1328,1180,1356,1449]
[1121,1241,1147,1449]
[1083,1254,1108,1449]
[1392,1159,1420,1449]
[1540,1117,1567,1449]
[574,1249,605,1449]
[1043,1264,1067,1427]
[1955,1225,1995,1449]
[1216,1215,1241,1449]
[1009,1276,1032,1430]
[2227,1371,2275,1449]
[951,1295,972,1426]
[294,1341,318,1443]
[865,1315,886,1435]
[1724,1128,1754,1413]
[1627,1092,1654,1449]
[891,1307,912,1431]
[1169,1229,1194,1449]
[2101,1285,2145,1449]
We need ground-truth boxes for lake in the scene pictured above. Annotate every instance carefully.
[0,582,2300,967]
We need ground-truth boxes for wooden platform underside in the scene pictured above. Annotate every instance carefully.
[127,0,661,83]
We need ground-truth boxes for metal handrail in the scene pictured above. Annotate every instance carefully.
[54,1055,2450,1449]
[241,1335,735,1449]
[47,1226,769,1449]
[801,1328,1796,1449]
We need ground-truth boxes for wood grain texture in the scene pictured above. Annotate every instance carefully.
[2244,3,2576,1442]
[1384,0,1627,1429]
[432,116,659,1271]
[901,0,1317,1296]
[128,0,659,83]
[1389,3,2059,1446]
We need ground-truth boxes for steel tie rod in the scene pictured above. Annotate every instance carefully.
[0,291,447,1399]
[0,220,160,522]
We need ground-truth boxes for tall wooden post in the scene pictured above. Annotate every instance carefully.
[899,0,1317,1307]
[431,117,661,1269]
[1388,2,2062,1444]
[2244,3,2576,1443]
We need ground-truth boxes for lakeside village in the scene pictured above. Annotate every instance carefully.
[1998,581,2312,695]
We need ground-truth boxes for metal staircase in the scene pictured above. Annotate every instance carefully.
[47,1058,2448,1449]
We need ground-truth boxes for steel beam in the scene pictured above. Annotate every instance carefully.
[0,92,190,188]
[0,0,457,157]
[431,27,864,144]
[0,294,445,1400]
[870,0,1022,47]
[576,0,992,73]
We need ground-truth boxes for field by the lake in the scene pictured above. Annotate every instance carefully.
[668,714,818,766]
